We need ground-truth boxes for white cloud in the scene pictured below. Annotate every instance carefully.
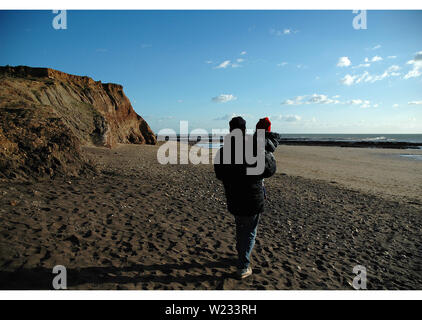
[337,56,352,67]
[393,104,399,108]
[281,94,379,109]
[365,65,400,82]
[345,99,381,109]
[340,65,401,86]
[413,51,422,60]
[355,71,370,84]
[271,114,301,122]
[277,62,288,67]
[404,68,421,79]
[240,51,247,55]
[270,28,297,36]
[388,65,400,71]
[371,56,383,62]
[408,101,422,105]
[214,113,252,121]
[308,94,340,104]
[281,95,306,105]
[205,60,213,64]
[347,99,366,105]
[281,94,340,105]
[387,56,397,59]
[215,60,231,69]
[372,44,382,50]
[213,55,247,69]
[341,74,356,86]
[404,51,422,79]
[283,115,301,122]
[212,94,237,103]
[347,99,372,108]
[282,99,296,105]
[352,63,371,69]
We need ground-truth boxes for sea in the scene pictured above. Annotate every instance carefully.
[276,134,422,144]
[160,134,422,147]
[159,133,422,144]
[159,134,422,161]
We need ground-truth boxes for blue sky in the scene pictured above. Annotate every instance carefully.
[1,10,421,133]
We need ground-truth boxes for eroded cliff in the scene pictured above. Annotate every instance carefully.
[0,65,156,179]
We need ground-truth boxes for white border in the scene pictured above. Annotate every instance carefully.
[1,0,422,10]
[1,1,421,301]
[1,290,421,300]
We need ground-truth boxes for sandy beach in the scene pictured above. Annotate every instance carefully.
[0,143,421,289]
[275,145,422,204]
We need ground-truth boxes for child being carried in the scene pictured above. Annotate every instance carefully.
[255,117,279,199]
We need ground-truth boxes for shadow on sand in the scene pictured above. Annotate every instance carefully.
[0,258,239,290]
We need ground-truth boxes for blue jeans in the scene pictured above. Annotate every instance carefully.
[234,214,260,269]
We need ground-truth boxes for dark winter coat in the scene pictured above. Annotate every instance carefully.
[214,134,277,216]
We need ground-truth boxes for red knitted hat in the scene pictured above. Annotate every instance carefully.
[256,117,271,132]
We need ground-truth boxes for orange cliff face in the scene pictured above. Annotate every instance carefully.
[0,65,156,179]
[0,65,156,147]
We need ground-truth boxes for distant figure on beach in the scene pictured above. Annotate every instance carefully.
[214,116,277,279]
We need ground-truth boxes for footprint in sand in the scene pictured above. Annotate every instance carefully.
[315,260,326,272]
[167,241,176,251]
[282,262,294,274]
[148,242,158,251]
[213,240,222,250]
[299,272,308,280]
[83,230,92,238]
[285,278,293,288]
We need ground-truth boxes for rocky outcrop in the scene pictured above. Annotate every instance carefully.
[0,65,156,179]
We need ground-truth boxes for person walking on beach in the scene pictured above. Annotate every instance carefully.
[214,116,277,279]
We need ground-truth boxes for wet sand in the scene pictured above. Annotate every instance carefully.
[274,145,422,204]
[0,143,421,289]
